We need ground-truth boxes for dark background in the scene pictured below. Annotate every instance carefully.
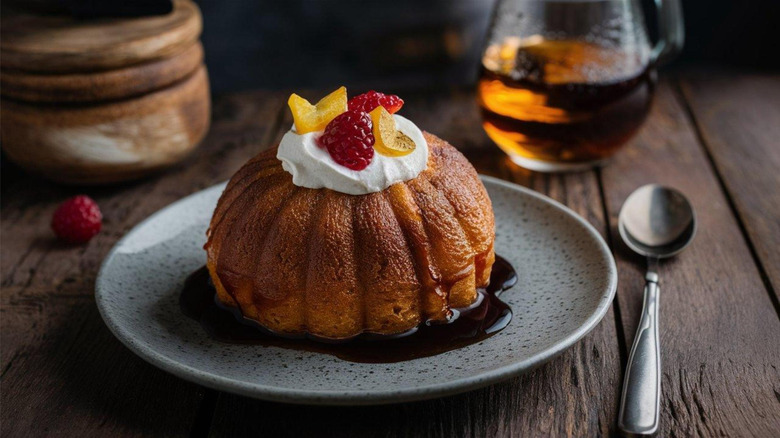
[192,0,780,93]
[3,0,778,92]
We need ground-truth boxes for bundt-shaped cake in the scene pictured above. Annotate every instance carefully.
[204,133,495,340]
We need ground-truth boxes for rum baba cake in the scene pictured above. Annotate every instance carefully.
[205,88,495,340]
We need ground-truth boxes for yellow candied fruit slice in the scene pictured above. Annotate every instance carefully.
[288,86,347,134]
[370,107,416,157]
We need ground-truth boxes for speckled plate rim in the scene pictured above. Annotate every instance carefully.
[96,175,617,405]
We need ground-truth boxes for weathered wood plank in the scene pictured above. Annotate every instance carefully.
[678,71,780,300]
[206,91,624,437]
[0,90,288,437]
[600,81,780,436]
[0,294,209,437]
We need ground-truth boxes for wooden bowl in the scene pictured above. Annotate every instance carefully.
[1,66,210,184]
[0,0,210,184]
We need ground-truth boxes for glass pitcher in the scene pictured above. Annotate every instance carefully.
[477,0,684,172]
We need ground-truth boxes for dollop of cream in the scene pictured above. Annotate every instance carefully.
[277,115,428,195]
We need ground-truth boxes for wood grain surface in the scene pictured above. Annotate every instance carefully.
[1,90,285,437]
[2,72,779,437]
[0,0,201,73]
[0,42,204,103]
[678,71,780,301]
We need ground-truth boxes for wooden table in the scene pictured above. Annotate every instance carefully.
[2,70,779,437]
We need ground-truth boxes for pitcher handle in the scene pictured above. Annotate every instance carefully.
[650,0,685,67]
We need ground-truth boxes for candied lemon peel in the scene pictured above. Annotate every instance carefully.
[288,87,348,134]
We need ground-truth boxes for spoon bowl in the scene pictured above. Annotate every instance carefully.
[618,184,696,259]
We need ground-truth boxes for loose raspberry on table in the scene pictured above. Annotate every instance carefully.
[317,110,375,171]
[51,195,102,244]
[348,91,404,114]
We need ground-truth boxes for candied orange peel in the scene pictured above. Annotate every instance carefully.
[288,86,347,134]
[370,107,415,157]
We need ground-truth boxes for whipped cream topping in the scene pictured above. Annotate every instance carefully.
[277,114,428,195]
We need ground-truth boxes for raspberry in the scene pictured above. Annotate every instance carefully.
[51,195,102,244]
[348,91,404,114]
[317,110,375,171]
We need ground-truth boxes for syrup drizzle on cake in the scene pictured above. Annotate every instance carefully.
[181,256,516,363]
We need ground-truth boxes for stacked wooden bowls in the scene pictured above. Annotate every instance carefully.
[1,0,210,184]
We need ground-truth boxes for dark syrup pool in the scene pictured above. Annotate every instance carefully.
[180,256,517,363]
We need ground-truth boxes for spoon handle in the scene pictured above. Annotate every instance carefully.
[618,273,661,435]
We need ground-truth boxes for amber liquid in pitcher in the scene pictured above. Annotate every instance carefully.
[478,37,655,167]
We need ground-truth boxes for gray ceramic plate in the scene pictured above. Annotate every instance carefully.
[96,176,617,405]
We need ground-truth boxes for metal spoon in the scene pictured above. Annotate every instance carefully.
[617,184,696,435]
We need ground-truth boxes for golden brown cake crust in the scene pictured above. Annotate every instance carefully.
[205,132,495,340]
